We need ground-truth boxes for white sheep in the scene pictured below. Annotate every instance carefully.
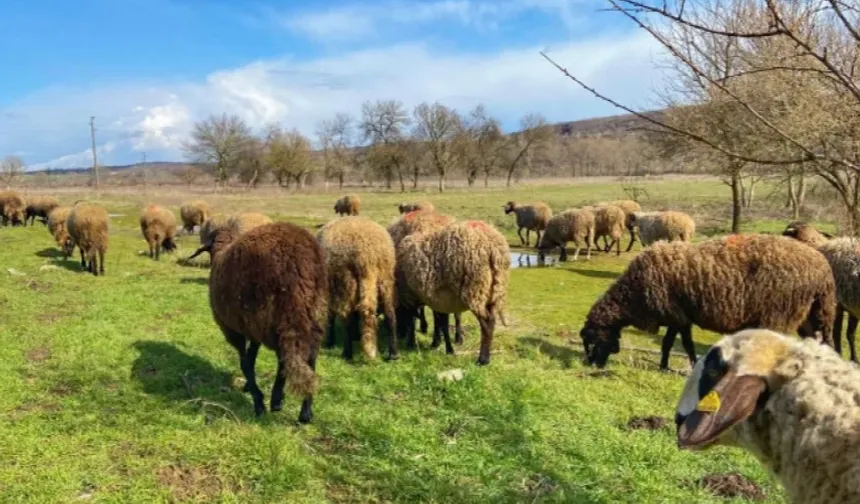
[675,328,860,503]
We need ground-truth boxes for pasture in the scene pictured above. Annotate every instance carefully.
[0,176,825,503]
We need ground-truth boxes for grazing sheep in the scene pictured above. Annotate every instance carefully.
[591,205,626,256]
[201,222,328,423]
[398,201,435,214]
[502,201,553,247]
[675,328,860,503]
[334,194,360,216]
[0,190,26,226]
[398,220,510,364]
[537,208,596,262]
[199,213,229,247]
[47,206,74,259]
[783,222,860,362]
[627,210,695,247]
[179,200,211,234]
[227,212,272,236]
[317,216,397,361]
[25,195,59,226]
[580,234,836,369]
[67,203,110,276]
[139,204,178,260]
[387,209,463,348]
[597,199,642,251]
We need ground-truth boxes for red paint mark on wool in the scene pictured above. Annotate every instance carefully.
[404,210,423,222]
[467,220,489,230]
[725,234,748,247]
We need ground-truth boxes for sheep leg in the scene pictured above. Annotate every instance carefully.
[270,347,286,412]
[659,326,680,370]
[454,312,464,345]
[382,292,398,361]
[834,305,845,357]
[396,306,417,349]
[241,341,266,416]
[848,314,858,363]
[418,306,428,334]
[614,236,621,256]
[298,347,318,424]
[431,311,447,348]
[477,316,496,366]
[525,229,530,247]
[434,312,454,355]
[517,227,526,246]
[342,312,360,360]
[79,247,87,270]
[559,245,567,261]
[679,325,697,368]
[535,231,542,249]
[324,315,337,349]
[625,227,637,252]
[89,251,98,276]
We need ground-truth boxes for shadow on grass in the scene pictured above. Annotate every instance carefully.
[35,248,86,273]
[517,336,583,369]
[180,277,209,285]
[131,340,250,417]
[564,268,620,280]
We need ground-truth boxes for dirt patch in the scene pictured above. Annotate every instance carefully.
[698,473,765,501]
[49,382,78,396]
[25,279,52,292]
[580,369,616,379]
[155,463,235,501]
[8,401,61,420]
[26,347,51,363]
[37,312,64,324]
[626,415,669,431]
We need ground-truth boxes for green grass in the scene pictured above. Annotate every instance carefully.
[0,178,815,503]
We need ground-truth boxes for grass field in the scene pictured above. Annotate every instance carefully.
[0,177,830,503]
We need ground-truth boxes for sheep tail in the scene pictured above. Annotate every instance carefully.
[281,330,318,398]
[487,245,509,327]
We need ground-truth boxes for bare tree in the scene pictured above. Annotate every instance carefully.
[173,165,204,189]
[268,128,315,189]
[457,104,506,187]
[0,155,24,188]
[412,102,461,192]
[360,100,411,191]
[503,113,552,187]
[182,114,253,189]
[317,113,355,189]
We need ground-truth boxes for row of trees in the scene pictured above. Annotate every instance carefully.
[181,102,555,192]
[547,0,860,233]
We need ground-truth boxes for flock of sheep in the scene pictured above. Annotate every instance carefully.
[4,188,860,502]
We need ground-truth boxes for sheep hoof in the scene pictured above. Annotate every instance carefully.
[254,406,266,417]
[297,411,313,424]
[386,353,399,361]
[476,357,490,366]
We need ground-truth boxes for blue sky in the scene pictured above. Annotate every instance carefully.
[0,0,664,169]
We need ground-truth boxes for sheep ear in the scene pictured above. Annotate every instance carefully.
[677,371,766,449]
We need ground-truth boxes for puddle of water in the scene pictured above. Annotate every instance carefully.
[509,251,557,269]
[108,213,125,218]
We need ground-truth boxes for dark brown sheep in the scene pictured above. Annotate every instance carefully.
[140,204,178,260]
[0,190,26,226]
[202,222,328,423]
[25,195,60,226]
[334,194,360,216]
[580,234,836,369]
[179,200,211,234]
[67,203,110,276]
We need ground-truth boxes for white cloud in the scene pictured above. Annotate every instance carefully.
[3,29,663,168]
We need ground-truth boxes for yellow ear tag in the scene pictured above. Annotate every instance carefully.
[697,391,721,413]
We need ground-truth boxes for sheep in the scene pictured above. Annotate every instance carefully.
[398,201,435,214]
[537,208,596,262]
[334,194,360,216]
[0,190,26,226]
[597,199,641,251]
[317,216,397,361]
[25,195,59,226]
[627,210,695,247]
[187,213,268,263]
[783,222,860,362]
[200,222,328,423]
[591,204,626,255]
[675,328,860,503]
[199,213,230,247]
[66,203,109,276]
[387,209,464,349]
[47,206,74,259]
[579,234,836,370]
[397,220,510,365]
[227,212,272,236]
[139,204,178,260]
[179,200,211,235]
[502,201,553,247]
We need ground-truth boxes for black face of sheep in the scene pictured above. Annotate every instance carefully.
[503,202,515,214]
[162,237,178,253]
[580,325,621,368]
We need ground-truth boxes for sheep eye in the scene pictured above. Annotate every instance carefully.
[707,368,720,378]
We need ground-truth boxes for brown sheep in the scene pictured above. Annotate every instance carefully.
[179,200,211,234]
[139,204,178,260]
[628,210,696,246]
[579,234,837,370]
[503,201,553,248]
[0,190,27,226]
[398,201,435,214]
[47,206,74,259]
[201,222,328,423]
[334,194,360,216]
[199,213,230,247]
[597,199,642,251]
[25,195,60,226]
[537,208,596,262]
[591,205,626,256]
[398,220,510,364]
[387,209,463,349]
[317,217,397,360]
[67,203,110,276]
[227,212,272,235]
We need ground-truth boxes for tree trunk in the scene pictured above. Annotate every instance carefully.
[397,169,405,193]
[338,173,344,189]
[412,168,420,189]
[506,168,514,187]
[786,174,795,209]
[730,172,742,234]
[746,179,756,207]
[438,173,445,193]
[484,171,490,187]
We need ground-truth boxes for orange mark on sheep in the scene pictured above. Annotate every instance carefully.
[404,210,424,222]
[467,220,489,230]
[725,234,748,247]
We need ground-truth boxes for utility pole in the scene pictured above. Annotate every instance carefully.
[89,116,99,189]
